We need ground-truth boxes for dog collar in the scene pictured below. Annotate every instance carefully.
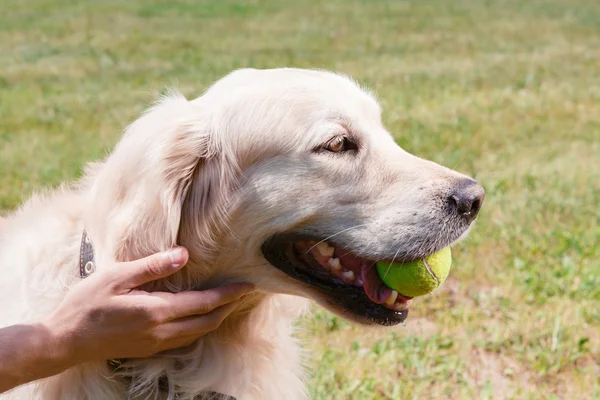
[78,231,236,400]
[79,230,96,278]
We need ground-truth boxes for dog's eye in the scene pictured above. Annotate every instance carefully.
[322,136,357,153]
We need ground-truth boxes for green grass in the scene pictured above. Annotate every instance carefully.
[2,0,599,398]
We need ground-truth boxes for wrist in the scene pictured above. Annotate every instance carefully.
[0,322,73,393]
[35,318,79,373]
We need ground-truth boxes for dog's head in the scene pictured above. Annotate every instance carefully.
[87,68,484,326]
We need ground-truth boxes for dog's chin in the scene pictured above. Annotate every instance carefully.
[261,232,455,326]
[310,293,408,327]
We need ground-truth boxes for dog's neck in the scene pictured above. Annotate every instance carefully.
[78,230,309,400]
[112,291,307,400]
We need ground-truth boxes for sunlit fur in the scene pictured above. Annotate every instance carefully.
[0,68,477,399]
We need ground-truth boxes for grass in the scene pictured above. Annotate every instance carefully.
[1,0,599,398]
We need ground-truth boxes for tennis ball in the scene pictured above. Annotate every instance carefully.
[376,247,452,297]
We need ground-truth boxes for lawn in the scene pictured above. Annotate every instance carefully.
[1,0,599,399]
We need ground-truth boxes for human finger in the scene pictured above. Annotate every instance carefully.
[151,282,254,321]
[159,299,242,338]
[110,247,189,290]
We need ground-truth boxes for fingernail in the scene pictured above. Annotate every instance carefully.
[167,247,186,268]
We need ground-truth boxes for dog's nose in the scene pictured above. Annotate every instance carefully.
[449,179,485,223]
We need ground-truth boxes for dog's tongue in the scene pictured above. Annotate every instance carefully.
[337,251,393,304]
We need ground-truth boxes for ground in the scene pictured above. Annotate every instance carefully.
[1,0,599,399]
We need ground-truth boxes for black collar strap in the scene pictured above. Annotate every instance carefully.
[79,230,96,278]
[78,231,236,400]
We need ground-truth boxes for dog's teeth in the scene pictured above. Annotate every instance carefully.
[355,278,364,286]
[392,302,409,311]
[385,290,398,306]
[316,242,335,257]
[342,270,355,281]
[391,298,411,311]
[328,258,341,271]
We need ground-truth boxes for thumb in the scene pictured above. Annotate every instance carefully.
[115,247,189,289]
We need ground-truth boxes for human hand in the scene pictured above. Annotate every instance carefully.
[41,247,253,367]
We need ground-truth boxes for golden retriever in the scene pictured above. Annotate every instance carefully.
[0,68,484,399]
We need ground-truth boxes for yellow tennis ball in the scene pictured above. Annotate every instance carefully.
[376,247,452,297]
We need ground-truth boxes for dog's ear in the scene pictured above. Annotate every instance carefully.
[87,91,237,264]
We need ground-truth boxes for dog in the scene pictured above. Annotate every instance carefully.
[0,68,484,399]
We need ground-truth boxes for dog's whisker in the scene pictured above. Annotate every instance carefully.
[337,226,380,259]
[381,247,402,280]
[304,224,370,255]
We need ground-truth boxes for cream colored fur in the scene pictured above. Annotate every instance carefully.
[0,68,475,400]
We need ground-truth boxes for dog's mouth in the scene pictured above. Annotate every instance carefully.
[262,235,445,326]
[293,240,413,308]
